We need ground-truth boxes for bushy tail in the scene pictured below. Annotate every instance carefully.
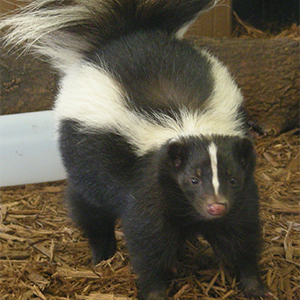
[1,0,218,71]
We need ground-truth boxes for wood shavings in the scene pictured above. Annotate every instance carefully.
[232,12,300,40]
[76,293,130,300]
[0,133,299,299]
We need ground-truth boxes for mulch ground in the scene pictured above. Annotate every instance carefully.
[1,130,299,300]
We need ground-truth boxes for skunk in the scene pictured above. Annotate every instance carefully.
[1,1,273,299]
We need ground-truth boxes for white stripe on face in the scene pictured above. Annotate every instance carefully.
[208,143,219,195]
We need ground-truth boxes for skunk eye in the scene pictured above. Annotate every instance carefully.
[191,177,200,185]
[229,177,237,185]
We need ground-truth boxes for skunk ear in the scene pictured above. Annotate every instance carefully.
[234,138,256,171]
[167,140,185,168]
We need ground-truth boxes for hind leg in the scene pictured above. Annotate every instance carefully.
[67,187,117,265]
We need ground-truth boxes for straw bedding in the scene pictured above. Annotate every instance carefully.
[1,129,299,300]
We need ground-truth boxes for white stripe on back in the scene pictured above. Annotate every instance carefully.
[55,62,245,156]
[208,143,219,195]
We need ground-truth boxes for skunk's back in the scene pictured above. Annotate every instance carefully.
[1,0,247,155]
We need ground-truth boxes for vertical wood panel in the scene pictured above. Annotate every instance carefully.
[186,0,232,37]
[0,0,23,14]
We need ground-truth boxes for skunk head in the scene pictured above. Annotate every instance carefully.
[165,135,256,220]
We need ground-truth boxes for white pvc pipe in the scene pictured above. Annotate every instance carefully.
[0,110,67,187]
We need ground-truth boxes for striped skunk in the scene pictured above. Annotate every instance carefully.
[1,1,273,299]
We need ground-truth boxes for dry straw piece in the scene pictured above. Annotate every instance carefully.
[0,131,299,299]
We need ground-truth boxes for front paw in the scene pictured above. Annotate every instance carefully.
[141,290,166,300]
[90,240,116,265]
[242,279,275,300]
[138,280,167,300]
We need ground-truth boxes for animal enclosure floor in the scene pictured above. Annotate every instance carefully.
[0,132,299,300]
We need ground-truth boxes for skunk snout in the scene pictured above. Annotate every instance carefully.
[205,196,229,217]
[207,202,227,216]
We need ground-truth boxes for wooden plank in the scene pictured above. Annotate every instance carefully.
[0,0,22,14]
[186,0,232,37]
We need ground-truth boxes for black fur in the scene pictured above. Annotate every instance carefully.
[87,30,214,116]
[63,0,213,46]
[60,121,269,299]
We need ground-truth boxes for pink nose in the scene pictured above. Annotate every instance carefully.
[207,203,227,216]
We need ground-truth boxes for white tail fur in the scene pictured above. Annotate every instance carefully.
[1,0,220,72]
